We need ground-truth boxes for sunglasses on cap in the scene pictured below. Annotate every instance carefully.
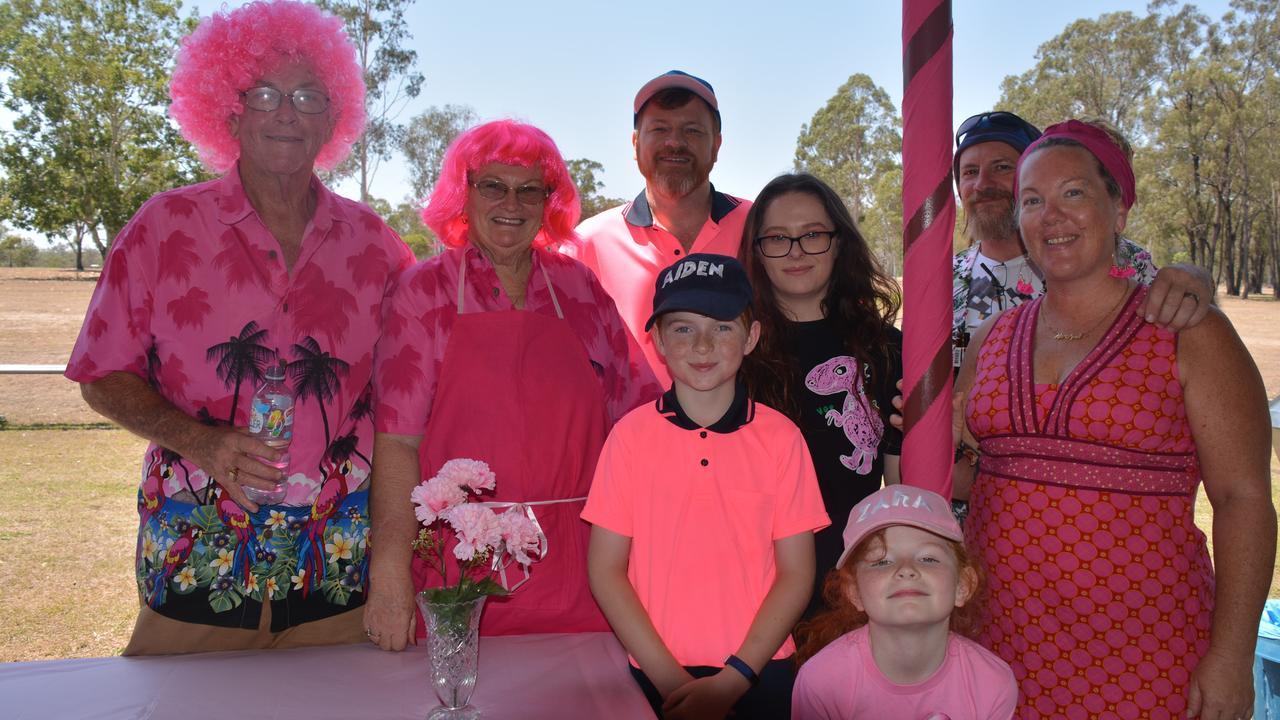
[954,111,1040,148]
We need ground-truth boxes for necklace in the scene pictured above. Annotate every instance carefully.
[1041,284,1129,342]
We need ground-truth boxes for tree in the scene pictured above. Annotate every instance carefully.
[0,0,205,269]
[0,232,39,267]
[567,158,624,220]
[317,0,424,202]
[400,104,477,202]
[998,12,1164,140]
[794,73,901,223]
[367,196,439,258]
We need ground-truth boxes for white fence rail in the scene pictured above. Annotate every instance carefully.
[0,364,66,374]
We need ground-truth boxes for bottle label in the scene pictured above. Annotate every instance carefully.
[249,400,269,433]
[265,405,294,441]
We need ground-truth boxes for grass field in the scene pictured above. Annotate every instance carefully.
[1,267,1279,662]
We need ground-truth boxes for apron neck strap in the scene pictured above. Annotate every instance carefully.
[455,248,565,320]
[456,250,468,312]
[539,260,564,320]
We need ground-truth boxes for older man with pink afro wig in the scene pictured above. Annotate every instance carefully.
[66,0,414,656]
[168,0,366,171]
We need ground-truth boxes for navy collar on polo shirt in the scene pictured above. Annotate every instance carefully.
[624,184,741,228]
[656,381,755,433]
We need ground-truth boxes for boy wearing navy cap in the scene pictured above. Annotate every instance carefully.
[584,253,830,719]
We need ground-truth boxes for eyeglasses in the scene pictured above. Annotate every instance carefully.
[955,111,1040,148]
[754,231,836,258]
[471,179,550,206]
[240,86,330,115]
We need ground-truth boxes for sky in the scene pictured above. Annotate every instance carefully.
[258,0,1224,208]
[11,0,1234,245]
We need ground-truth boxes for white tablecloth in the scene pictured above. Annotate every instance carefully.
[0,632,655,719]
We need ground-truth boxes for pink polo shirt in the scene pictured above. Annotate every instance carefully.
[372,245,661,436]
[66,168,414,505]
[570,187,750,385]
[582,387,830,667]
[792,626,1018,720]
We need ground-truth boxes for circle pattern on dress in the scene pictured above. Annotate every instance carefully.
[966,304,1214,720]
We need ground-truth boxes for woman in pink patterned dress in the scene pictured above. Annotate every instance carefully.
[954,119,1274,720]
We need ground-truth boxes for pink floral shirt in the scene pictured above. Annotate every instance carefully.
[373,245,661,437]
[66,168,414,505]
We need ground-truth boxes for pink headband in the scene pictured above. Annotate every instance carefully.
[1016,119,1136,210]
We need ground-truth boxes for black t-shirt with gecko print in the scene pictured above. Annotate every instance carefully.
[784,318,902,619]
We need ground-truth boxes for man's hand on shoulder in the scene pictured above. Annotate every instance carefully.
[1141,263,1214,331]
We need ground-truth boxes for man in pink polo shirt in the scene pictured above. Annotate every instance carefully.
[571,70,751,385]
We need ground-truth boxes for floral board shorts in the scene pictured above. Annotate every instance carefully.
[136,488,370,631]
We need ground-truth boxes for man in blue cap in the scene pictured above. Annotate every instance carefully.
[950,110,1213,363]
[572,71,750,386]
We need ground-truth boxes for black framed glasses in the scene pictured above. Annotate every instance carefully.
[241,86,330,115]
[471,179,550,206]
[754,231,836,258]
[955,111,1040,148]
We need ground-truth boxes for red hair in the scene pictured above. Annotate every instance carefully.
[422,120,580,250]
[169,0,366,173]
[795,528,987,667]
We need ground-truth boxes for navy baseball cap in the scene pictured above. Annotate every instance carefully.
[645,253,752,331]
[634,70,720,128]
[953,111,1042,180]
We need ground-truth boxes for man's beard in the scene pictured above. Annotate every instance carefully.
[643,151,707,200]
[963,189,1018,244]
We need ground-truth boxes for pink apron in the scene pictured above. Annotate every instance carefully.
[412,254,611,635]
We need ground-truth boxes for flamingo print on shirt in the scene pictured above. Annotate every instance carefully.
[804,355,883,475]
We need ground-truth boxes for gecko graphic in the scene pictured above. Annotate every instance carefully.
[804,355,883,475]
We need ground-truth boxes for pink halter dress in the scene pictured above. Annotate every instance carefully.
[965,286,1214,720]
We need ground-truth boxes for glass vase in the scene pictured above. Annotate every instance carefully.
[416,593,486,720]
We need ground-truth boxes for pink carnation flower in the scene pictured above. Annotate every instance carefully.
[497,510,543,566]
[435,458,496,493]
[410,476,468,525]
[444,504,503,561]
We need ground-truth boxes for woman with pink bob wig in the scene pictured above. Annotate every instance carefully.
[367,119,661,649]
[169,0,366,172]
[67,0,414,656]
[423,120,580,251]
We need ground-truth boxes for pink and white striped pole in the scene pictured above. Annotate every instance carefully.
[900,0,955,496]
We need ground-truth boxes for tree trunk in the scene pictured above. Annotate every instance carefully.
[1239,195,1251,300]
[1190,152,1202,266]
[1271,183,1280,298]
[1210,193,1224,289]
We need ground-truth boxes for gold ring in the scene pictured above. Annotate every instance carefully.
[228,466,239,482]
[1184,291,1199,304]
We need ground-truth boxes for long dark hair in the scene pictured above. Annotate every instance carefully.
[737,173,901,418]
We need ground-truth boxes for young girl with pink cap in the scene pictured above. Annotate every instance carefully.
[791,485,1016,719]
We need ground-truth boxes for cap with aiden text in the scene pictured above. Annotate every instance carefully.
[645,253,752,331]
[836,485,963,568]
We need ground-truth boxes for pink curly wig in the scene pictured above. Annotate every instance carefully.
[423,120,580,250]
[168,0,366,173]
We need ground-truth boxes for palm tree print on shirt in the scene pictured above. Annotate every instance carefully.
[206,320,274,425]
[290,335,350,471]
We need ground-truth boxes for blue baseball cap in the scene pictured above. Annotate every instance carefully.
[645,254,752,331]
[954,111,1042,182]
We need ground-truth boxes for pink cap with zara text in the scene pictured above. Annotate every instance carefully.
[836,485,962,568]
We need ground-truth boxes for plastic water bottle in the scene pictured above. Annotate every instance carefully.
[245,362,293,505]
